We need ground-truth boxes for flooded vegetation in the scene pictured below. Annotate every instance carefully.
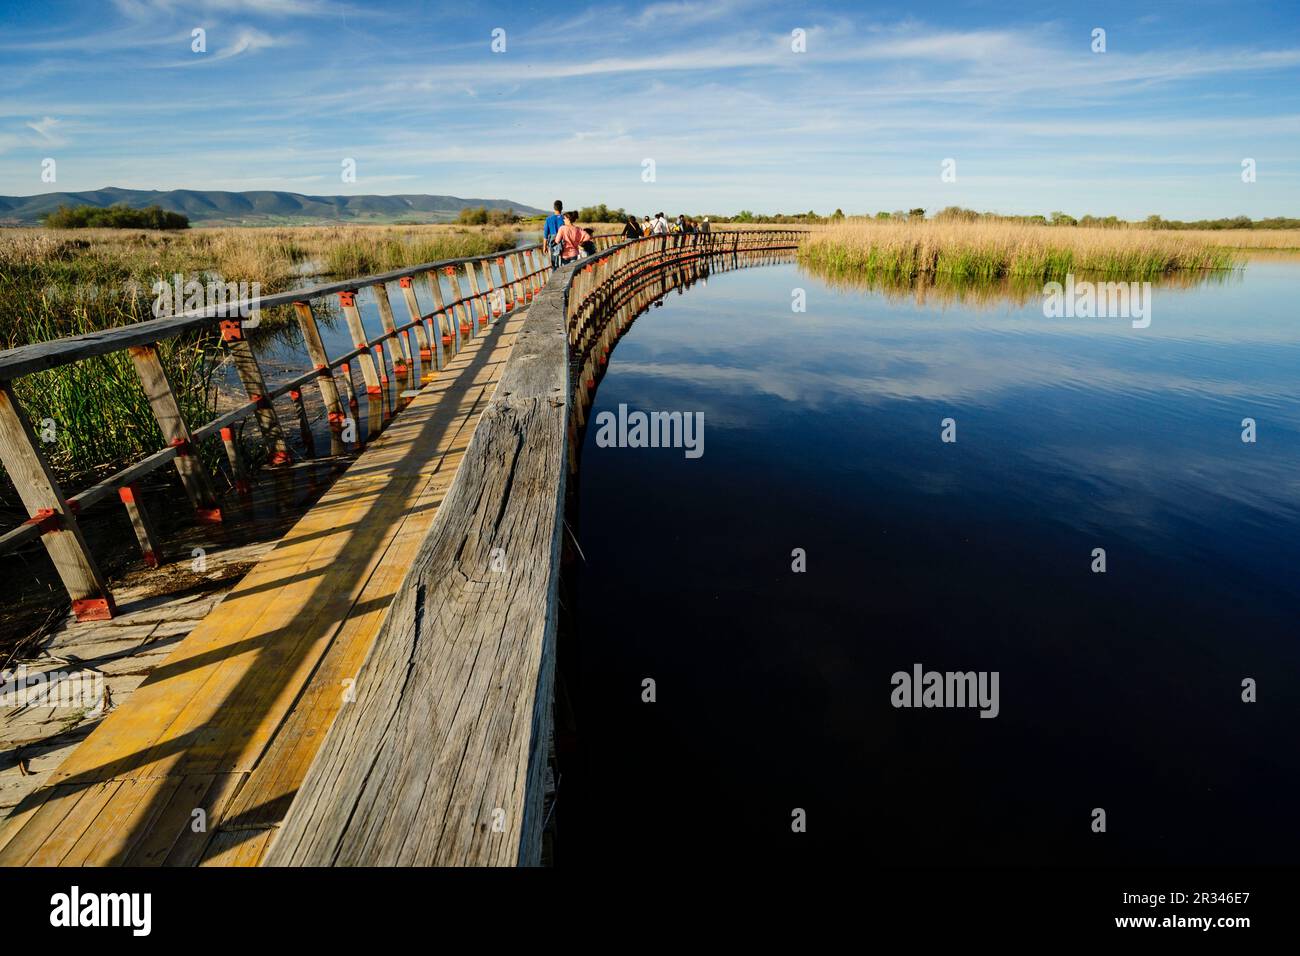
[798,220,1245,283]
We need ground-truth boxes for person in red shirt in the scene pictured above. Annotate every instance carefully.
[554,211,592,265]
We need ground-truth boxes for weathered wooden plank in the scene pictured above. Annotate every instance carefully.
[264,267,573,867]
[0,303,537,866]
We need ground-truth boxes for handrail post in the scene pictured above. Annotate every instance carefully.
[219,425,252,494]
[292,301,346,456]
[424,271,450,368]
[118,483,163,568]
[463,262,486,333]
[397,276,433,383]
[218,322,292,467]
[128,344,224,519]
[477,259,500,323]
[490,256,510,314]
[372,283,411,394]
[0,383,117,620]
[445,268,469,347]
[338,290,386,436]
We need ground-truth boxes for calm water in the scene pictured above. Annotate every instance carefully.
[563,259,1300,866]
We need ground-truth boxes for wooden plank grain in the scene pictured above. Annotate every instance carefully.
[264,268,574,867]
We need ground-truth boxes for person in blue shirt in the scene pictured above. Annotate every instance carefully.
[543,200,565,267]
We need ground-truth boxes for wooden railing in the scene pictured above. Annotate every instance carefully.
[563,230,806,459]
[265,229,806,866]
[0,239,601,620]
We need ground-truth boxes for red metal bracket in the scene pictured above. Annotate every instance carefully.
[220,319,243,342]
[24,508,62,534]
[443,266,456,276]
[169,436,191,457]
[72,596,116,622]
[399,276,413,288]
[338,291,357,308]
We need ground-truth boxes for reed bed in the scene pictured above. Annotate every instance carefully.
[799,220,1241,283]
[312,225,516,276]
[1175,229,1300,250]
[0,224,521,484]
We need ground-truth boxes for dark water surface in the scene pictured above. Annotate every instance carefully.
[563,260,1300,866]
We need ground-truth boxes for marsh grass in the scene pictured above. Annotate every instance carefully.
[0,224,521,485]
[313,225,517,276]
[799,220,1242,283]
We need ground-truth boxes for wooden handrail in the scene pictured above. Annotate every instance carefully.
[0,242,558,382]
[0,230,796,621]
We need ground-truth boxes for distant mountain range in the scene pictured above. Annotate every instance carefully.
[0,187,546,225]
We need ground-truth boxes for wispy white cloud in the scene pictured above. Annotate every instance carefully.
[25,116,62,141]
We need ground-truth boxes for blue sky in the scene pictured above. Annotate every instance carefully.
[1,0,1298,217]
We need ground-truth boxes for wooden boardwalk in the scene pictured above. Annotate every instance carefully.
[0,232,803,866]
[0,307,527,866]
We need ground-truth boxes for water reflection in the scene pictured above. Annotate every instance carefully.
[564,257,1300,867]
[799,260,1242,310]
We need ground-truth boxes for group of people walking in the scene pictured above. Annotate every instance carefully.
[621,212,711,240]
[543,201,714,267]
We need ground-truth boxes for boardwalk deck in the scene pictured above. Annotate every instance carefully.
[0,308,529,866]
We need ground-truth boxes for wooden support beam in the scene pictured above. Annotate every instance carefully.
[337,291,386,424]
[117,483,162,568]
[0,384,116,620]
[219,426,251,494]
[444,268,469,348]
[372,283,410,391]
[288,387,316,458]
[292,301,346,456]
[337,363,364,452]
[426,271,452,365]
[463,262,486,333]
[397,276,432,381]
[510,252,528,305]
[479,260,501,321]
[127,344,223,520]
[216,322,292,467]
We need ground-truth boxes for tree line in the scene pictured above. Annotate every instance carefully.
[41,203,190,229]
